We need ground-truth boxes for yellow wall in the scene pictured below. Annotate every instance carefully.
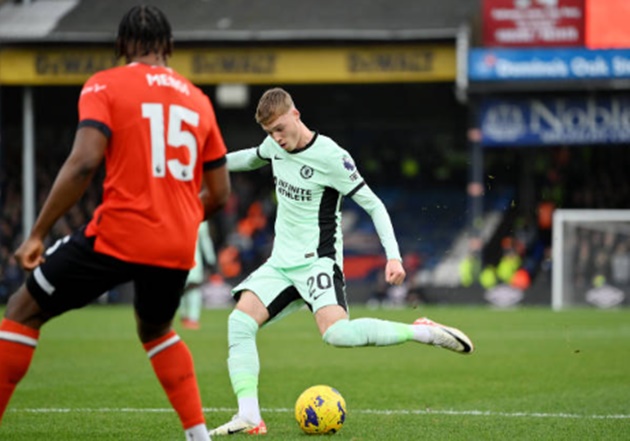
[0,44,456,85]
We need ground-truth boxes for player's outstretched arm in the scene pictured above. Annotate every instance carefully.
[351,185,406,285]
[15,127,106,270]
[227,147,269,172]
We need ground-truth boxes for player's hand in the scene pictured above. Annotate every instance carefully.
[14,236,46,271]
[385,258,406,285]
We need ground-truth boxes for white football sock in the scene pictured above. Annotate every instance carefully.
[411,324,434,344]
[185,423,211,440]
[239,396,262,424]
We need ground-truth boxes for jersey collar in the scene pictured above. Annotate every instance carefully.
[290,131,318,154]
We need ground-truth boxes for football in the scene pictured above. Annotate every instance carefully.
[294,385,347,434]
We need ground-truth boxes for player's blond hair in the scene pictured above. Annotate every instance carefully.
[255,88,294,125]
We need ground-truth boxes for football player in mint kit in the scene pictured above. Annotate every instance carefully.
[210,87,474,436]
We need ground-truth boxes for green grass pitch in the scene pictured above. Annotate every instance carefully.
[1,305,629,440]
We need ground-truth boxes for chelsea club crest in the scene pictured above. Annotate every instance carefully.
[300,165,314,179]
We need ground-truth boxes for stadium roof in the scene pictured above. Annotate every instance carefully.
[0,0,479,43]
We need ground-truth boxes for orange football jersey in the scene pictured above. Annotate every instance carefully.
[81,62,226,269]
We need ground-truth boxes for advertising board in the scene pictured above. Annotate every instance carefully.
[469,47,630,82]
[479,96,630,146]
[483,0,584,47]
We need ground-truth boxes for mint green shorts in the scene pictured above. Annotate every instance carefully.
[232,257,348,325]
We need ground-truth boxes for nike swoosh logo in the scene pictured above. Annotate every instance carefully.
[442,328,472,353]
[274,154,283,160]
[312,293,325,301]
[228,428,246,434]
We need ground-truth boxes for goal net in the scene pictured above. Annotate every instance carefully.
[552,210,630,310]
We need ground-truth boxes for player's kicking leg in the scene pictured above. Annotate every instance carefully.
[319,306,474,354]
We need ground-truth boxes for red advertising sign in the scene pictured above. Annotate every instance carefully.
[586,0,630,49]
[483,0,585,47]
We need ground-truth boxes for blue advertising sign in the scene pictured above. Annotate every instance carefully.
[469,48,630,81]
[479,96,630,146]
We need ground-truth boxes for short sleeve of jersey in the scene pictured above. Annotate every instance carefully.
[327,148,364,196]
[78,72,112,130]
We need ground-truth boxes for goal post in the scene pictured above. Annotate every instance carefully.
[552,209,630,310]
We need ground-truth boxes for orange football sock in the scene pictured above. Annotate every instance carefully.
[143,330,206,429]
[0,318,40,424]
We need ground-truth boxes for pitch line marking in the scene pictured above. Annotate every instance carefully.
[10,407,630,420]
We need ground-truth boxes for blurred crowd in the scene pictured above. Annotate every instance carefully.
[0,160,277,303]
[0,163,100,301]
[2,144,630,305]
[573,227,630,294]
[458,146,630,305]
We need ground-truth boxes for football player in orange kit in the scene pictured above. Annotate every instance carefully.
[0,5,229,440]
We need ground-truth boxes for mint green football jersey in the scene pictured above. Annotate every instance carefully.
[257,133,364,268]
[228,132,401,269]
